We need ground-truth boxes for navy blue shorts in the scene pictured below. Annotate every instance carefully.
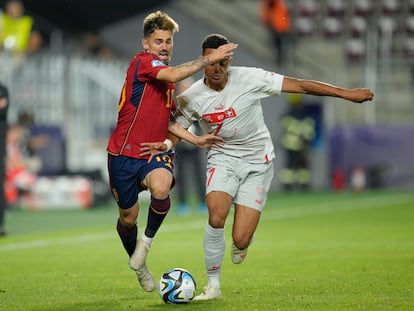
[108,152,175,209]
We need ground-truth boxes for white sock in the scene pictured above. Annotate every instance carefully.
[141,234,153,246]
[204,223,225,288]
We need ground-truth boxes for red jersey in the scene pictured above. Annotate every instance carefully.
[107,51,176,159]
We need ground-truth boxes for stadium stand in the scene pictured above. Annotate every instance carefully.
[326,0,346,17]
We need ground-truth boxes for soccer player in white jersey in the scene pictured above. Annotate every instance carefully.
[140,34,374,300]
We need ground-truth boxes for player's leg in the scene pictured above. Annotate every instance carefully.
[143,167,173,236]
[108,154,155,292]
[194,190,232,300]
[119,203,156,292]
[231,161,273,264]
[129,166,173,292]
[129,152,174,270]
[129,167,173,261]
[194,155,238,300]
[205,190,233,282]
[231,204,260,264]
[108,155,140,257]
[117,203,139,256]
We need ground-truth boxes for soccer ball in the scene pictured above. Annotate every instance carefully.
[158,268,196,304]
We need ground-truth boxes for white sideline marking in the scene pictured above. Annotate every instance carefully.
[0,220,206,252]
[262,193,413,221]
[0,193,411,252]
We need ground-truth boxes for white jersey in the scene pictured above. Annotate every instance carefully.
[176,66,284,163]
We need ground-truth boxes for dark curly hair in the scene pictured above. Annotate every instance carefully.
[201,34,229,52]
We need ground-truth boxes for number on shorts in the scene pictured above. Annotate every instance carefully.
[155,154,173,169]
[207,167,216,187]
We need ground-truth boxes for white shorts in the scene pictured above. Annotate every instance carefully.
[206,154,274,212]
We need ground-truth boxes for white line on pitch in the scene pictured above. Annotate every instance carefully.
[0,193,411,251]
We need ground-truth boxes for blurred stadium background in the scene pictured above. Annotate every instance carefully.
[1,0,413,209]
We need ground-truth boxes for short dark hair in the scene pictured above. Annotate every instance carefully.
[143,11,179,38]
[202,34,229,52]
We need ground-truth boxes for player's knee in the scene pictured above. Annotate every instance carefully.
[208,215,226,229]
[119,206,138,228]
[150,183,172,199]
[119,213,137,228]
[233,235,251,250]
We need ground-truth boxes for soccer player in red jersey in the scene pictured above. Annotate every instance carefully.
[107,11,236,292]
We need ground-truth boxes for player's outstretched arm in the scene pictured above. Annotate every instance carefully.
[168,121,224,148]
[281,76,374,103]
[156,43,238,83]
[139,122,224,159]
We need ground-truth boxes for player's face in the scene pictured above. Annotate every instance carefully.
[142,29,174,65]
[203,48,231,90]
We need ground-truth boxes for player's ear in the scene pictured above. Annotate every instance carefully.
[142,39,149,50]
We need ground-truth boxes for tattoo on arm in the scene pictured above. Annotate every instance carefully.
[170,56,211,81]
[177,56,210,71]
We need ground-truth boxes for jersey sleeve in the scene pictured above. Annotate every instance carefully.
[252,67,284,96]
[235,67,284,97]
[138,54,168,82]
[262,70,284,95]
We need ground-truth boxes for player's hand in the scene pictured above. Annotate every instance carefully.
[195,134,224,148]
[347,88,374,103]
[207,43,238,63]
[140,142,166,162]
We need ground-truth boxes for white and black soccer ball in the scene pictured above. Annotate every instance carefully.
[158,268,196,304]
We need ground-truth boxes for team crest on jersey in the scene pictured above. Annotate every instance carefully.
[202,107,236,124]
[151,60,165,67]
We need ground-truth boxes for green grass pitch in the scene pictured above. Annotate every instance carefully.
[0,190,413,310]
